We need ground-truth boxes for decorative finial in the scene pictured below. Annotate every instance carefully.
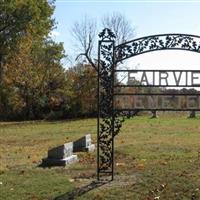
[99,28,116,41]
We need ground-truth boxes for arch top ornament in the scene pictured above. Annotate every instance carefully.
[115,33,200,62]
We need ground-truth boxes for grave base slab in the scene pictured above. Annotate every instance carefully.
[42,155,78,167]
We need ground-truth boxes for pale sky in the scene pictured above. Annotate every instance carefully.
[52,0,200,71]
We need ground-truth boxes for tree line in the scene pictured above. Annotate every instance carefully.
[0,1,97,120]
[0,1,136,121]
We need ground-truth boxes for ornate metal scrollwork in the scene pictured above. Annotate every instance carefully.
[115,34,200,62]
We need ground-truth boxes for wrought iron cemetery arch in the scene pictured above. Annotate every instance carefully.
[97,28,200,181]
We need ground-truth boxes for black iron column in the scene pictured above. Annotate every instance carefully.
[97,28,116,181]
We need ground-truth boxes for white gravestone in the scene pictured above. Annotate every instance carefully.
[73,134,95,152]
[42,142,78,166]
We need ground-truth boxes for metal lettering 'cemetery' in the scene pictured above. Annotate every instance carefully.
[115,95,200,111]
[97,28,200,181]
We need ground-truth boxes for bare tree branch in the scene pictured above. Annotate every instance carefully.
[102,12,135,45]
[71,16,97,70]
[71,13,135,72]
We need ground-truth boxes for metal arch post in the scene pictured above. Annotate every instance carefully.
[97,28,116,181]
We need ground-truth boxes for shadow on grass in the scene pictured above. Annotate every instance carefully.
[54,180,109,200]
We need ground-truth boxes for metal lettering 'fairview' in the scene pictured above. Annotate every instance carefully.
[115,70,200,87]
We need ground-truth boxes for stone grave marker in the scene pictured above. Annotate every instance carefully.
[73,134,95,152]
[42,142,78,166]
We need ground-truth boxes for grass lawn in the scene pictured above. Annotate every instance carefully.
[1,113,200,199]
